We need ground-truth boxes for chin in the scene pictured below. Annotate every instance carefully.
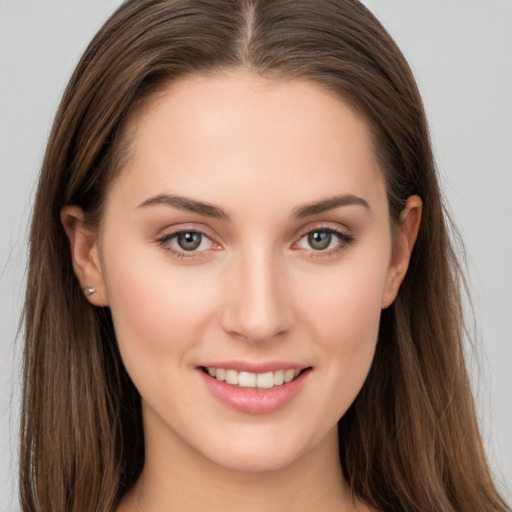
[195,423,336,474]
[205,445,308,474]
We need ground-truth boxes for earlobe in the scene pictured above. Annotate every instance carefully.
[60,206,109,306]
[381,195,423,309]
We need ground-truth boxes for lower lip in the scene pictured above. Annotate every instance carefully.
[199,368,311,414]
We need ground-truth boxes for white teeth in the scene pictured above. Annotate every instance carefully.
[274,369,284,386]
[238,371,256,387]
[284,369,295,383]
[205,367,304,388]
[256,372,274,389]
[225,369,238,385]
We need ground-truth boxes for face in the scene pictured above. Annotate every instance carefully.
[79,71,415,473]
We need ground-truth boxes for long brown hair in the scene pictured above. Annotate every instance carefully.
[20,1,509,511]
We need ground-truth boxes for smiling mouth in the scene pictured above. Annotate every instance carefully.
[200,367,309,390]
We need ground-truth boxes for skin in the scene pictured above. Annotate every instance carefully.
[62,70,421,512]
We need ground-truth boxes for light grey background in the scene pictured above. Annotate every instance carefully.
[1,1,510,509]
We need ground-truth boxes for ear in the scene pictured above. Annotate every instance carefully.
[381,195,422,309]
[60,206,109,306]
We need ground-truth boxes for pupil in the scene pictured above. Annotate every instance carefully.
[308,231,331,250]
[177,232,202,251]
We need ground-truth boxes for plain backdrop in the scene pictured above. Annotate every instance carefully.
[1,1,511,509]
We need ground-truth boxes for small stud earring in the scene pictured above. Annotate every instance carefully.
[84,285,96,296]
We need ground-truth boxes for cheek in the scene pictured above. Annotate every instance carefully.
[302,257,387,343]
[298,258,388,405]
[100,239,217,372]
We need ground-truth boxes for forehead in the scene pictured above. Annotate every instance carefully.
[109,70,386,217]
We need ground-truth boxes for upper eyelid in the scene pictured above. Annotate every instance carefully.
[294,227,354,246]
[158,230,216,248]
[294,221,351,238]
[157,224,217,242]
[298,225,347,235]
[293,222,355,247]
[156,230,216,259]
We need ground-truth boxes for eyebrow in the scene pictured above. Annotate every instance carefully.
[293,194,370,218]
[137,193,370,221]
[137,194,231,221]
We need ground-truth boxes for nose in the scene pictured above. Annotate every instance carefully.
[220,246,294,344]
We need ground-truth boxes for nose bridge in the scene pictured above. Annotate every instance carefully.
[221,242,293,343]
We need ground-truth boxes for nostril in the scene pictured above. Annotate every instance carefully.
[219,273,295,343]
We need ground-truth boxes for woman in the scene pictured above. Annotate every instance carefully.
[20,0,510,511]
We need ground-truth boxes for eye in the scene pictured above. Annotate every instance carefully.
[174,231,206,251]
[295,227,355,254]
[304,231,334,251]
[156,229,218,258]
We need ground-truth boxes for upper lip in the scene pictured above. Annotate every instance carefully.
[198,361,310,373]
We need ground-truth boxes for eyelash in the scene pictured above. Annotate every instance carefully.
[156,229,217,260]
[156,226,356,260]
[294,227,356,258]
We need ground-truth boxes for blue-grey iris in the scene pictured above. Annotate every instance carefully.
[308,231,331,250]
[177,232,202,251]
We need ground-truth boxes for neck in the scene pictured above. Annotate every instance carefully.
[119,412,363,512]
